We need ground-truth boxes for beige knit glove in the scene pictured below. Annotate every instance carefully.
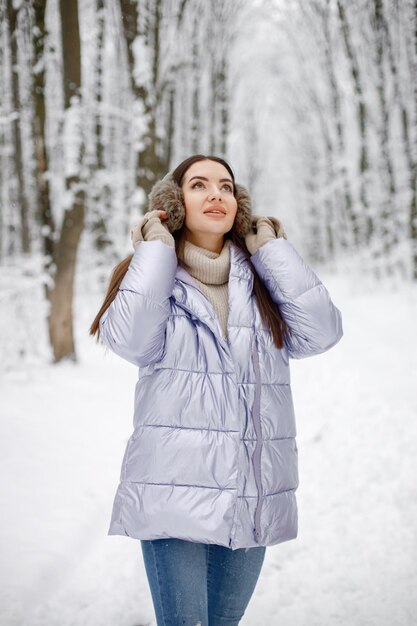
[130,209,175,249]
[245,215,287,255]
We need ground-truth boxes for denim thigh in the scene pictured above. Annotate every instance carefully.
[140,539,266,626]
[140,538,209,626]
[207,544,266,626]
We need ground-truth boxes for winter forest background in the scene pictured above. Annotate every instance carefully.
[1,1,417,626]
[0,0,416,366]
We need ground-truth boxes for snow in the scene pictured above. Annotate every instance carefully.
[1,272,416,626]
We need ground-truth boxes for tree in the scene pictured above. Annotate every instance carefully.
[42,0,85,362]
[410,0,417,279]
[336,0,373,245]
[6,0,30,253]
[33,0,54,274]
[120,0,169,200]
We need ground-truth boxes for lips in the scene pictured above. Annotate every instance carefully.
[204,206,226,215]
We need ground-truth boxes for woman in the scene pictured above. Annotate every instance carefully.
[90,154,343,625]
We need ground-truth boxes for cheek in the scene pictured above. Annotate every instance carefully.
[183,196,201,226]
[183,193,195,214]
[230,199,238,218]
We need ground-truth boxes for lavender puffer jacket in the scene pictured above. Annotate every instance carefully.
[99,237,343,549]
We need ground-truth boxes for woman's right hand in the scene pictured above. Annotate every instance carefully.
[245,215,287,255]
[131,209,175,249]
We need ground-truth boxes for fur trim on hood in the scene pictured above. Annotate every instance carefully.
[148,172,253,238]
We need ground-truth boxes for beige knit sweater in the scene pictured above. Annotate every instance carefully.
[181,239,231,339]
[130,211,285,340]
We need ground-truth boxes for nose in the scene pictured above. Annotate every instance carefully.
[209,185,223,202]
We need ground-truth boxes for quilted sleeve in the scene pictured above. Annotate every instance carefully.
[250,238,343,359]
[99,240,177,366]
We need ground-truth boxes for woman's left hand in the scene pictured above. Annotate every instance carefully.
[245,215,287,255]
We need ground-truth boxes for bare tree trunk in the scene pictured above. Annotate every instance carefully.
[218,57,229,157]
[385,1,416,277]
[209,57,217,154]
[244,104,261,200]
[0,0,16,258]
[165,86,175,167]
[32,0,54,274]
[95,0,105,172]
[337,0,373,244]
[322,0,355,249]
[208,2,234,157]
[411,0,417,279]
[137,0,167,191]
[281,10,337,260]
[47,0,85,362]
[305,142,324,263]
[190,12,200,153]
[120,0,141,189]
[89,0,109,251]
[373,0,397,267]
[120,0,166,200]
[7,1,30,253]
[0,0,5,259]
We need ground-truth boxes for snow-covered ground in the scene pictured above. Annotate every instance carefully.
[1,269,416,626]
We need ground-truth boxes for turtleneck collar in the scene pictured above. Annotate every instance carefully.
[181,239,231,286]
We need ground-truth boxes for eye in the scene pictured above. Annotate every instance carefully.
[191,181,205,189]
[222,183,233,192]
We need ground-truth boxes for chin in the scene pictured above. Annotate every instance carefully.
[205,222,234,233]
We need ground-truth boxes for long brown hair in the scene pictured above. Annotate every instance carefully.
[90,154,287,349]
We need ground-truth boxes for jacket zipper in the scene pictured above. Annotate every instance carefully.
[251,335,263,543]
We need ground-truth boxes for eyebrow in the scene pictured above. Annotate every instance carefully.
[187,175,233,185]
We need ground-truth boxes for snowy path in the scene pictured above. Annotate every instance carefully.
[1,275,416,626]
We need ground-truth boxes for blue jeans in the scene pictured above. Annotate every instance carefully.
[140,538,266,626]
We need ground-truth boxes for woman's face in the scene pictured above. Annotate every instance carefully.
[181,160,238,240]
